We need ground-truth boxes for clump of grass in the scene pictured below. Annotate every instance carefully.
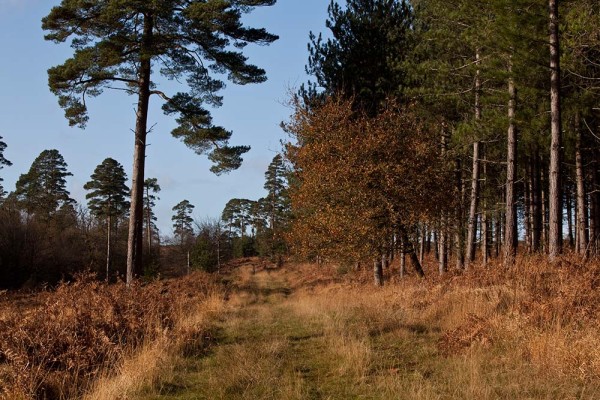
[0,272,218,399]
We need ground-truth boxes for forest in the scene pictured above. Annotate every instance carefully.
[1,0,600,398]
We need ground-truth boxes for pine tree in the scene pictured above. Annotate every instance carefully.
[0,136,12,198]
[13,149,74,218]
[43,0,278,283]
[303,0,413,113]
[84,158,130,280]
[143,178,161,252]
[172,200,195,246]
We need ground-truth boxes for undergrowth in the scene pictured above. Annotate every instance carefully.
[0,272,218,399]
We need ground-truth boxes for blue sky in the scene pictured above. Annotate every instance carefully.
[0,0,329,236]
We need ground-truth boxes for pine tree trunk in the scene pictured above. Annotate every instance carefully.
[481,145,489,266]
[548,0,563,261]
[524,166,532,253]
[541,163,548,251]
[106,213,112,282]
[531,152,542,252]
[400,235,406,279]
[504,73,518,266]
[455,158,465,269]
[566,183,574,248]
[126,15,154,285]
[466,141,480,267]
[575,115,587,256]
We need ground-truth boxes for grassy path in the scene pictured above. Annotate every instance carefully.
[134,263,597,400]
[134,265,438,399]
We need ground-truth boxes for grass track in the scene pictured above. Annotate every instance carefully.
[135,263,598,400]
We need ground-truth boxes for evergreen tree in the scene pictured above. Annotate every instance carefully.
[262,154,291,256]
[43,0,279,283]
[143,178,161,252]
[172,200,195,246]
[303,0,413,113]
[0,136,12,198]
[13,149,74,218]
[84,158,130,279]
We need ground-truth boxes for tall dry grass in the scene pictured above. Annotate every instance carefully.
[0,272,220,400]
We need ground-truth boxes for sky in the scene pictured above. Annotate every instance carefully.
[0,0,330,236]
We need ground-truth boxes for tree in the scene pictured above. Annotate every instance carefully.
[303,0,413,113]
[172,200,195,246]
[262,154,291,256]
[285,97,450,282]
[43,0,279,283]
[13,149,74,218]
[0,136,12,198]
[143,178,161,253]
[548,0,563,260]
[84,158,130,280]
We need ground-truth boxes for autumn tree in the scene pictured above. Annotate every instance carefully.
[43,0,278,283]
[285,97,451,284]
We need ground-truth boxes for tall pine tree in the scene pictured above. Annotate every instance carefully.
[43,0,278,283]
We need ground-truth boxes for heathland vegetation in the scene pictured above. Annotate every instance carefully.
[1,0,600,398]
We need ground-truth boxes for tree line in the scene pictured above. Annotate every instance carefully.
[283,0,600,284]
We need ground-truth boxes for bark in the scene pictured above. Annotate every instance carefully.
[504,73,518,266]
[399,227,425,278]
[548,0,563,260]
[466,141,480,267]
[531,152,542,252]
[374,257,384,286]
[541,164,548,251]
[106,213,111,282]
[481,145,488,266]
[126,14,154,285]
[419,225,425,265]
[455,158,465,269]
[566,183,574,248]
[400,235,406,279]
[575,128,587,255]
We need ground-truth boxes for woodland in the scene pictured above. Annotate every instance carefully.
[1,0,600,398]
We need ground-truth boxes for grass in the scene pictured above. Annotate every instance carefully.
[2,254,600,399]
[137,256,600,400]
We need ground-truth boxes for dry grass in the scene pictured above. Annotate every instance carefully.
[0,272,221,400]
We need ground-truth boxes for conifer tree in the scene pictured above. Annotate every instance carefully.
[84,158,130,279]
[0,136,12,198]
[13,149,74,218]
[43,0,278,283]
[172,200,195,246]
[143,178,161,252]
[303,0,413,113]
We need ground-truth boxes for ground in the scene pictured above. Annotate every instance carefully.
[128,258,599,400]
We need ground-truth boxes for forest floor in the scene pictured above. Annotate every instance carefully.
[129,258,600,400]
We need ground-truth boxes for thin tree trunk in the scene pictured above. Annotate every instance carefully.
[481,145,489,266]
[531,152,542,252]
[566,183,574,248]
[400,235,406,279]
[419,225,425,265]
[548,0,563,261]
[374,257,384,286]
[126,14,154,285]
[541,163,548,251]
[106,213,111,282]
[399,226,425,278]
[524,165,532,253]
[455,158,465,269]
[575,118,587,256]
[466,141,480,267]
[504,72,518,266]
